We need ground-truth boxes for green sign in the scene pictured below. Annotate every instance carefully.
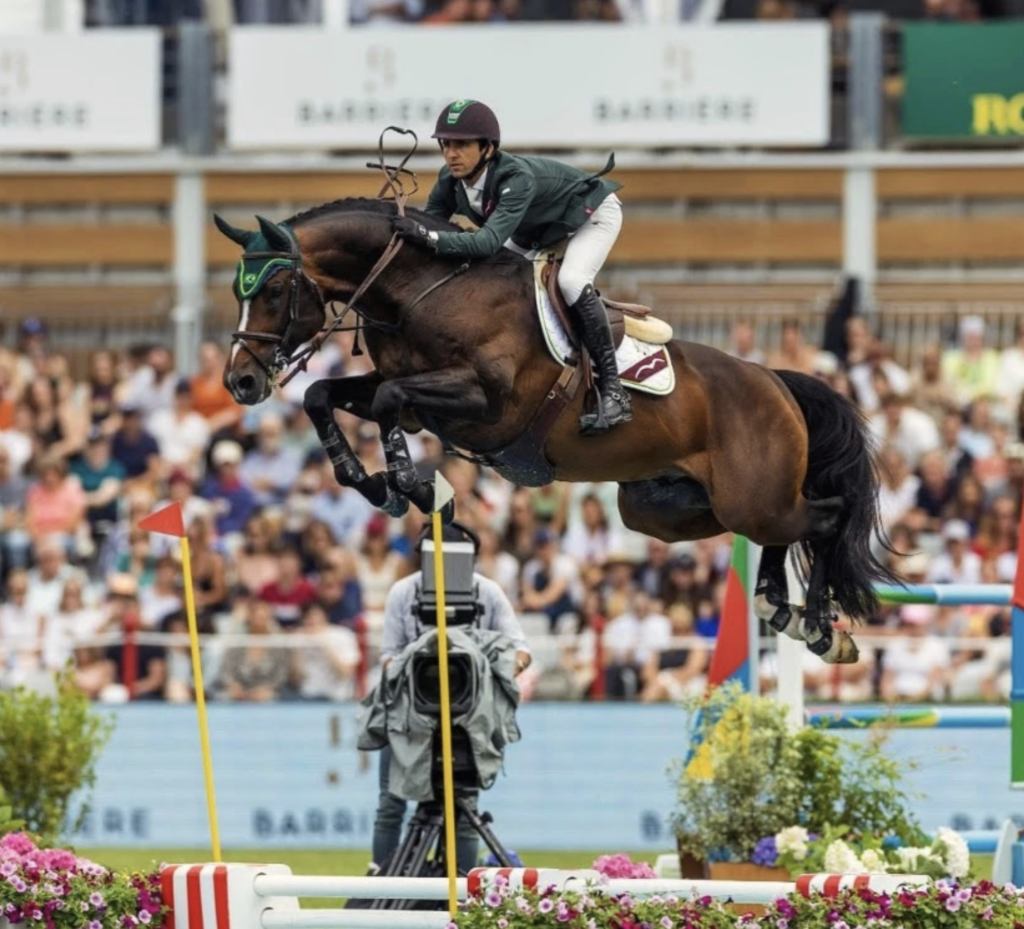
[903,22,1024,140]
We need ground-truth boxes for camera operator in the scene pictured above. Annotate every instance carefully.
[372,523,531,874]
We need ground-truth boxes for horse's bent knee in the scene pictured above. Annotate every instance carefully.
[371,382,404,421]
[302,380,332,417]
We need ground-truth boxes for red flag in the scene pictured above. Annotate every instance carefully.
[138,502,185,538]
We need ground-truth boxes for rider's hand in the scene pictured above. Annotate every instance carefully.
[392,216,437,249]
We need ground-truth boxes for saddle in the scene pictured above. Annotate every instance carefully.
[538,258,671,352]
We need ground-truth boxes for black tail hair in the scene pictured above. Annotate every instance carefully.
[774,369,899,621]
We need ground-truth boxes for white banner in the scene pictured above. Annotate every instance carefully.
[228,24,829,150]
[0,31,161,152]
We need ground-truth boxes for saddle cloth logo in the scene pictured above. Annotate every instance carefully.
[533,278,675,397]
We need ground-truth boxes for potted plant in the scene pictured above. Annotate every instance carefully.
[669,683,930,880]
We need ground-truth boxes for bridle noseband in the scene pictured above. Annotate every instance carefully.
[230,233,326,384]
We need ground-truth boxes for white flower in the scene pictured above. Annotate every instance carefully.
[823,840,866,874]
[776,826,810,862]
[895,847,944,872]
[859,849,888,873]
[935,828,970,879]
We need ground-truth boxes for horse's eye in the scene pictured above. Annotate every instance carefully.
[269,283,285,299]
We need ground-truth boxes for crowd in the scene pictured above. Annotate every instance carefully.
[0,306,1020,707]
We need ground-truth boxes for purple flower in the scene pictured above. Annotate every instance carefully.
[89,893,104,907]
[485,891,502,908]
[538,899,554,914]
[10,877,28,893]
[497,921,508,929]
[90,920,103,929]
[660,918,673,928]
[945,897,961,913]
[81,903,90,912]
[138,912,153,925]
[30,909,43,921]
[0,863,17,878]
[776,920,788,929]
[982,906,994,919]
[752,837,779,867]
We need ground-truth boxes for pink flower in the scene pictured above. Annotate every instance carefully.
[485,891,502,908]
[945,897,961,913]
[497,921,508,929]
[538,899,554,914]
[982,907,994,920]
[0,834,37,856]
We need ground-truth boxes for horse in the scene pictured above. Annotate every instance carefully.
[214,198,896,664]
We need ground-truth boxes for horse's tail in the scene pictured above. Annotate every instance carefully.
[773,369,899,621]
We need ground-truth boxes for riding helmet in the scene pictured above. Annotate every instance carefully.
[432,100,501,148]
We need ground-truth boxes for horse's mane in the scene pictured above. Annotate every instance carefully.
[285,197,527,268]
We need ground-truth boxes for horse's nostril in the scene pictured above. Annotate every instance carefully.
[236,374,256,396]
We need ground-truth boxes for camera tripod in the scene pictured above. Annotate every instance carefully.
[348,790,516,911]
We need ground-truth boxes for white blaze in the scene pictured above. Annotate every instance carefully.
[231,299,251,364]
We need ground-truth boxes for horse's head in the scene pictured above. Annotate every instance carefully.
[214,214,325,405]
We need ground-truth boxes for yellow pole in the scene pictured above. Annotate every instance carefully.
[180,534,223,862]
[431,509,459,916]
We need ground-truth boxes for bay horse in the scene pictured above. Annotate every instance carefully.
[214,199,896,664]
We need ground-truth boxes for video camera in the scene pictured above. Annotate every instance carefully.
[415,521,483,628]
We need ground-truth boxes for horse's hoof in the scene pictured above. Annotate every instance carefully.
[379,484,410,518]
[819,631,860,665]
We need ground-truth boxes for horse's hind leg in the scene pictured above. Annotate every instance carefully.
[754,546,803,639]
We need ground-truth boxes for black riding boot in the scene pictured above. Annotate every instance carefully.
[572,284,632,436]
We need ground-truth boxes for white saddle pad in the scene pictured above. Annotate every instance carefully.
[534,277,675,397]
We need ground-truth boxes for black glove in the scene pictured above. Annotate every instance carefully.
[392,216,435,248]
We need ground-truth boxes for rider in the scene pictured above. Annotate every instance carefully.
[391,99,631,436]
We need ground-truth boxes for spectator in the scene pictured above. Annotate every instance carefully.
[235,514,282,594]
[139,556,183,630]
[43,577,104,672]
[316,562,363,628]
[70,430,126,546]
[200,440,257,539]
[521,527,580,628]
[131,345,177,421]
[161,610,215,704]
[24,455,87,553]
[910,345,958,424]
[939,410,974,482]
[293,602,360,701]
[24,374,84,462]
[310,459,373,548]
[562,492,622,567]
[502,488,538,564]
[726,319,765,366]
[78,350,120,430]
[0,444,30,572]
[422,0,472,20]
[115,528,157,590]
[0,569,42,685]
[946,472,985,535]
[259,547,318,630]
[640,603,708,702]
[356,515,405,612]
[100,574,167,702]
[636,538,672,599]
[876,446,919,531]
[187,514,230,621]
[147,378,210,477]
[240,413,304,507]
[190,341,240,432]
[912,449,955,533]
[941,315,1000,407]
[475,526,520,601]
[869,392,940,470]
[766,319,818,376]
[959,397,997,460]
[300,519,336,575]
[349,0,425,23]
[879,605,950,702]
[926,519,982,584]
[216,599,289,702]
[660,552,704,616]
[110,403,161,485]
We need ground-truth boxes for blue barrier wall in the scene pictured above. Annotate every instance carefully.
[70,704,1022,849]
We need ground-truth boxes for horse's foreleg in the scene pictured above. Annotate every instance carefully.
[303,375,407,517]
[371,368,492,516]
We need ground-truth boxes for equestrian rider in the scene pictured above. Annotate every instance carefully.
[391,99,631,437]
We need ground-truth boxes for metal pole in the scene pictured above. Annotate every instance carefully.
[177,21,215,156]
[843,13,884,316]
[172,170,206,377]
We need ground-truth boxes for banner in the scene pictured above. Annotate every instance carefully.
[0,31,161,152]
[72,704,1021,849]
[228,24,829,150]
[903,22,1024,140]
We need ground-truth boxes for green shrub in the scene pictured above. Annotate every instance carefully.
[0,671,114,841]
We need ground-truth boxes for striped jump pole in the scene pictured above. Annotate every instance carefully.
[161,865,932,929]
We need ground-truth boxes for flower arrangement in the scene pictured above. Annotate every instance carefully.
[0,833,166,929]
[671,684,927,867]
[759,823,971,881]
[591,854,657,880]
[451,873,1024,929]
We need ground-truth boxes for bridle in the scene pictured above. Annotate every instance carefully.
[230,127,472,389]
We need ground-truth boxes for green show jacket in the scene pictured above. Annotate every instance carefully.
[423,150,622,259]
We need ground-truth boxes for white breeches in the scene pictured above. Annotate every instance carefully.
[557,194,623,305]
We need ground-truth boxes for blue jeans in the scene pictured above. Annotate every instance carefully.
[372,746,480,873]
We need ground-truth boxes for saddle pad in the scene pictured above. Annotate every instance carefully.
[534,275,675,397]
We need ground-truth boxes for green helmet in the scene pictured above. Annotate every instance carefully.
[432,100,501,147]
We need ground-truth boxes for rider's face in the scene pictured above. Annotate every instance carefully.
[441,139,489,180]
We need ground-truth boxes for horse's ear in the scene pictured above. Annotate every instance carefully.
[256,215,295,254]
[213,213,255,248]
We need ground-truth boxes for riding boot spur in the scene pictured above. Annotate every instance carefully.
[571,283,632,436]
